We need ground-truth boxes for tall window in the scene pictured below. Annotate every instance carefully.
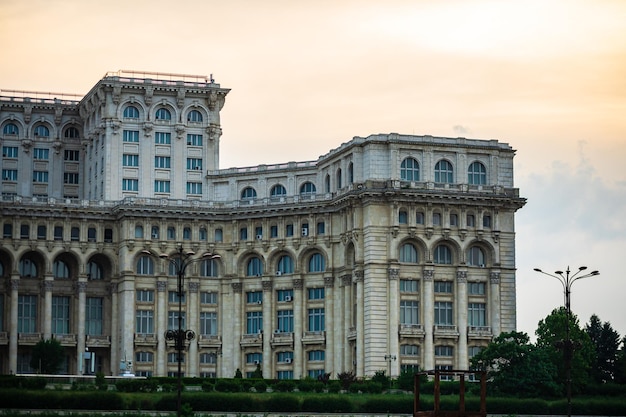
[154,180,170,193]
[168,311,186,330]
[400,300,419,325]
[186,182,202,195]
[399,210,408,224]
[468,303,487,327]
[187,134,202,146]
[246,311,263,334]
[85,297,103,335]
[3,123,18,135]
[34,125,50,137]
[434,160,453,183]
[123,130,139,142]
[136,310,154,334]
[155,132,171,144]
[468,161,487,185]
[308,308,325,331]
[33,148,49,160]
[434,301,453,325]
[277,255,294,274]
[136,256,154,275]
[200,312,217,335]
[246,257,263,276]
[53,260,69,279]
[122,179,139,191]
[399,243,418,263]
[155,156,171,168]
[467,246,485,267]
[51,296,70,334]
[434,244,452,264]
[277,310,294,333]
[123,105,140,118]
[18,295,37,333]
[400,157,420,181]
[155,108,171,120]
[336,168,342,189]
[308,253,325,272]
[200,258,219,277]
[19,258,37,278]
[122,154,139,167]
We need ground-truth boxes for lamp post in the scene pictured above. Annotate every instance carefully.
[533,266,599,417]
[142,246,220,417]
[384,354,396,378]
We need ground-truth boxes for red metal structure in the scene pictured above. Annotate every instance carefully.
[414,370,486,417]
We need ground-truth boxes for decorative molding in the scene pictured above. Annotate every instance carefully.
[353,270,364,282]
[262,280,273,292]
[423,269,434,281]
[324,276,334,288]
[76,281,88,294]
[490,272,501,284]
[340,274,352,286]
[388,268,399,280]
[10,279,19,291]
[42,280,54,291]
[231,282,242,293]
[456,270,467,283]
[157,281,167,292]
[188,282,200,293]
[293,279,303,290]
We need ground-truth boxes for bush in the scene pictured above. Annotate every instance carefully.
[20,376,48,390]
[337,370,356,390]
[273,380,295,392]
[253,380,268,393]
[327,380,341,393]
[265,394,301,412]
[297,378,316,392]
[371,370,390,389]
[302,395,353,413]
[214,378,240,392]
[361,396,414,414]
[115,378,158,392]
[349,382,367,393]
[201,380,214,392]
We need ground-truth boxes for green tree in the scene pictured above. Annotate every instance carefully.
[251,363,263,379]
[536,307,595,394]
[614,336,626,384]
[30,338,64,374]
[470,331,559,397]
[585,314,621,383]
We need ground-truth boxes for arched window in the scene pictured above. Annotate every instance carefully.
[187,110,203,122]
[336,168,343,189]
[270,184,287,198]
[434,244,452,264]
[308,253,325,272]
[467,246,485,267]
[300,182,316,196]
[19,258,38,278]
[401,157,420,181]
[64,127,80,138]
[434,160,453,183]
[200,258,219,277]
[277,255,294,274]
[123,105,140,118]
[151,226,159,239]
[399,210,408,224]
[53,260,70,279]
[348,162,354,184]
[136,256,154,275]
[0,261,4,276]
[3,123,18,135]
[199,227,207,241]
[241,187,257,200]
[135,225,144,238]
[183,227,192,240]
[399,243,418,263]
[168,262,178,277]
[324,174,331,193]
[468,161,487,185]
[87,261,103,280]
[155,108,171,120]
[34,125,50,137]
[246,257,263,276]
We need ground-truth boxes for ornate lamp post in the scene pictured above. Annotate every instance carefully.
[533,266,599,417]
[142,246,220,417]
[384,354,396,378]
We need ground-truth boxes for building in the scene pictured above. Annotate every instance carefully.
[0,70,526,378]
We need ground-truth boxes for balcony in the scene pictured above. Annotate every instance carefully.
[86,335,111,347]
[134,333,157,346]
[53,333,77,346]
[198,334,222,348]
[433,325,459,339]
[301,331,325,346]
[18,333,42,345]
[468,326,492,340]
[240,332,263,347]
[399,324,425,338]
[270,331,294,347]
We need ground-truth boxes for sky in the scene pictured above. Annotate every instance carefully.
[1,0,625,340]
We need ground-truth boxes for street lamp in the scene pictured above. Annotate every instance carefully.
[533,266,599,417]
[142,246,220,417]
[384,354,396,378]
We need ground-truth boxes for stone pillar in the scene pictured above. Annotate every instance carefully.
[9,278,19,373]
[262,280,273,378]
[324,275,334,377]
[341,275,352,373]
[423,268,434,371]
[108,282,119,375]
[456,270,468,370]
[490,272,501,336]
[76,279,87,374]
[354,270,364,377]
[188,281,200,377]
[230,282,243,375]
[388,268,399,377]
[292,279,303,378]
[156,280,167,376]
[42,277,53,339]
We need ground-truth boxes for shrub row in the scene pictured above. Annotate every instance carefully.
[0,389,124,410]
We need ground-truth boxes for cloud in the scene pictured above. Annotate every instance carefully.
[453,125,471,135]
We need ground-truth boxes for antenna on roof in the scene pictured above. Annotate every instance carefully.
[210,74,215,83]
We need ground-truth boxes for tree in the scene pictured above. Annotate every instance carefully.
[30,338,64,374]
[585,314,621,383]
[614,336,626,384]
[470,331,559,397]
[536,307,595,394]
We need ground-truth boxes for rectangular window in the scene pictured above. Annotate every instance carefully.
[468,282,486,295]
[71,227,79,241]
[246,311,263,334]
[200,291,218,304]
[186,182,202,195]
[186,158,203,170]
[155,156,171,168]
[433,213,441,226]
[64,173,79,184]
[33,171,49,183]
[435,345,454,357]
[18,295,37,333]
[316,222,325,234]
[167,311,186,330]
[2,169,17,181]
[123,130,140,142]
[286,224,294,237]
[308,350,325,361]
[200,312,218,335]
[64,150,80,161]
[122,179,139,191]
[37,225,46,239]
[400,344,420,356]
[399,279,418,293]
[3,223,12,239]
[33,148,49,160]
[85,297,103,335]
[53,226,63,241]
[187,134,203,146]
[154,180,170,193]
[308,288,325,300]
[450,214,458,226]
[277,289,294,302]
[51,296,70,334]
[2,146,18,158]
[240,227,248,241]
[467,214,475,227]
[308,308,325,331]
[136,290,154,303]
[246,291,263,304]
[400,300,419,325]
[434,301,453,325]
[200,352,217,364]
[276,351,294,363]
[468,303,487,327]
[135,351,154,363]
[416,211,425,224]
[483,215,492,228]
[270,225,278,238]
[276,309,294,333]
[434,281,453,293]
[168,291,186,304]
[435,365,454,381]
[277,370,293,380]
[122,154,139,167]
[154,132,171,144]
[168,352,185,363]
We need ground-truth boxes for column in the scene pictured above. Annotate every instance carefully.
[188,282,200,377]
[490,272,501,336]
[423,268,434,371]
[324,276,335,377]
[9,278,19,373]
[109,282,119,376]
[456,270,468,370]
[230,282,242,376]
[76,279,87,374]
[43,277,53,339]
[261,280,273,378]
[118,277,136,376]
[387,268,399,377]
[354,270,364,377]
[292,279,303,378]
[156,281,167,376]
[340,275,352,373]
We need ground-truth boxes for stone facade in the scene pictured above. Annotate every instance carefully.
[0,71,525,378]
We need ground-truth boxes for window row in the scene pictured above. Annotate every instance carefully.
[398,210,492,228]
[399,242,488,266]
[3,223,113,243]
[16,295,104,334]
[400,300,488,327]
[122,179,203,195]
[122,106,206,123]
[1,123,80,138]
[400,280,486,295]
[400,157,487,185]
